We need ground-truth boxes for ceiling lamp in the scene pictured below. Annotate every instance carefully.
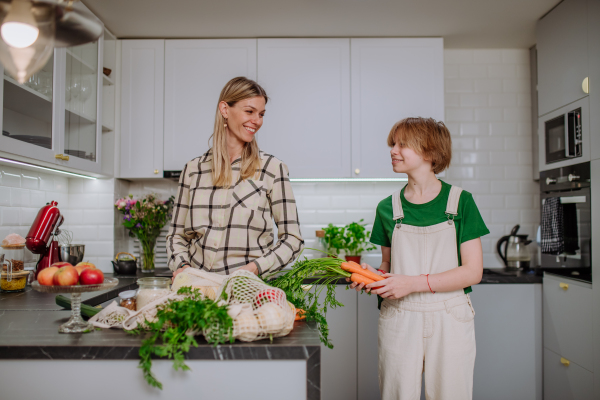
[0,0,103,84]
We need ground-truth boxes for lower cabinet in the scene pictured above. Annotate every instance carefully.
[470,284,543,400]
[544,348,594,400]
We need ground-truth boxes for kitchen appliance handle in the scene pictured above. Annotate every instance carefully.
[559,196,586,204]
[115,252,137,261]
[496,235,510,266]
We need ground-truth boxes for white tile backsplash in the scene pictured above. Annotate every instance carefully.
[0,49,538,272]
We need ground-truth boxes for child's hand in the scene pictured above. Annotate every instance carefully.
[366,273,415,299]
[346,263,382,292]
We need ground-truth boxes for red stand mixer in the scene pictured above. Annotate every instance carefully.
[26,201,64,279]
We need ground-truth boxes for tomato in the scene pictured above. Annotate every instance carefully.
[255,289,283,306]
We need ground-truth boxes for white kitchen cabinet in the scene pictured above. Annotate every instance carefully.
[543,273,593,372]
[120,40,165,178]
[544,348,594,400]
[164,40,257,171]
[0,2,105,174]
[470,284,543,400]
[319,285,358,400]
[357,291,380,400]
[257,39,351,178]
[536,0,589,117]
[350,38,444,179]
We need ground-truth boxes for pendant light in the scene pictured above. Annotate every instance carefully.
[0,0,103,84]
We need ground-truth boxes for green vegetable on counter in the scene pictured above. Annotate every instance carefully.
[128,287,234,390]
[267,251,351,349]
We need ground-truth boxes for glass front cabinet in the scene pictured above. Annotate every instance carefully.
[0,34,104,174]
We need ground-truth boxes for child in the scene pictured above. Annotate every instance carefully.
[350,117,489,399]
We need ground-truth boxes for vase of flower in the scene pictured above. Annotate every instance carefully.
[115,194,174,274]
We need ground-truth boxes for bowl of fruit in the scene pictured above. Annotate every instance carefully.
[32,262,118,333]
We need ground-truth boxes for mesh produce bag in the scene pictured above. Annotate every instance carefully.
[171,268,225,300]
[218,270,295,342]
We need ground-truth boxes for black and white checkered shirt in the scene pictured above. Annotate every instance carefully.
[166,149,304,275]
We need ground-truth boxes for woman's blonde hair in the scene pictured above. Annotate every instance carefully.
[387,117,452,174]
[210,77,268,187]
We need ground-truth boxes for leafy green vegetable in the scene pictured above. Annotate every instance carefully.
[267,253,351,348]
[343,219,377,256]
[130,287,234,390]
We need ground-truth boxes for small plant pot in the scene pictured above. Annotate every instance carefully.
[345,255,361,264]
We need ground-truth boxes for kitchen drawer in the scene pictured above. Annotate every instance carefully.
[543,274,593,371]
[543,348,593,400]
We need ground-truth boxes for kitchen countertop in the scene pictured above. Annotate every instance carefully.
[0,273,321,399]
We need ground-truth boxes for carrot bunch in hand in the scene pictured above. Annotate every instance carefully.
[341,261,384,288]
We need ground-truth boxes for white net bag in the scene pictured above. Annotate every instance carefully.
[217,270,295,342]
[171,268,225,300]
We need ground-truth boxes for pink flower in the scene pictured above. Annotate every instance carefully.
[117,200,127,209]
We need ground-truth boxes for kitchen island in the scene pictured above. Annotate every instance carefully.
[0,275,321,400]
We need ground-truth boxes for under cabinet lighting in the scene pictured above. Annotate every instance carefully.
[290,178,408,182]
[0,157,97,180]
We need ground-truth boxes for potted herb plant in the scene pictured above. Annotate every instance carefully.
[342,219,376,264]
[322,224,346,256]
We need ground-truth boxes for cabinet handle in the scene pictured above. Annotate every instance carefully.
[560,357,570,367]
[354,168,360,175]
[54,154,69,161]
[546,177,557,185]
[154,169,159,175]
[559,282,569,291]
[582,77,589,94]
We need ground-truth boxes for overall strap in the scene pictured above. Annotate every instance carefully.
[445,186,463,224]
[392,189,404,224]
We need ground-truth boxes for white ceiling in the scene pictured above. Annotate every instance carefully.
[83,0,560,48]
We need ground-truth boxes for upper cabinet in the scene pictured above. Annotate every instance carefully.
[257,39,351,178]
[536,0,589,117]
[119,38,443,179]
[120,40,165,178]
[351,38,444,178]
[164,40,257,171]
[588,0,600,161]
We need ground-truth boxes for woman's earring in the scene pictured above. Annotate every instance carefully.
[224,119,228,128]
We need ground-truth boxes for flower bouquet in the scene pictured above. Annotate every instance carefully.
[115,194,175,272]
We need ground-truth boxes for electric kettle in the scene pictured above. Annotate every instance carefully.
[496,224,532,270]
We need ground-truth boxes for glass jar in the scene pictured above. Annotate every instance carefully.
[119,290,137,311]
[136,277,171,309]
[0,253,30,292]
[315,230,328,256]
[1,244,25,272]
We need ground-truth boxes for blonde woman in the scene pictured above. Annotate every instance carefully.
[167,77,304,279]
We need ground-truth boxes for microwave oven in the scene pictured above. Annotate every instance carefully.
[539,97,590,172]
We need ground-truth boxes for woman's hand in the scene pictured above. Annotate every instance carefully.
[366,273,421,299]
[346,263,382,292]
[239,262,259,275]
[172,264,190,282]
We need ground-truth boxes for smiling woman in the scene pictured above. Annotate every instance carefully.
[166,77,304,280]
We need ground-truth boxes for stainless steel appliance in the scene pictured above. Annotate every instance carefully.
[539,97,590,171]
[540,162,591,269]
[496,225,532,270]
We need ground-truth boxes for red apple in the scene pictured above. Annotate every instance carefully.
[75,262,96,275]
[51,261,72,269]
[53,266,79,286]
[37,267,59,286]
[79,268,104,285]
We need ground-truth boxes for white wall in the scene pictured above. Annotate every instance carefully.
[0,48,538,271]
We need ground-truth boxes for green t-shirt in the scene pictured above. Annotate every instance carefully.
[370,180,490,294]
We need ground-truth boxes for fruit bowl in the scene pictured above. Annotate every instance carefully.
[32,278,118,333]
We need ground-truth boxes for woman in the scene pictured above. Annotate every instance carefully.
[167,77,304,279]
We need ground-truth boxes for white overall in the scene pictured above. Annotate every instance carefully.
[378,186,476,400]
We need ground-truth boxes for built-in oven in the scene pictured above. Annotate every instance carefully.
[539,97,590,172]
[540,162,591,271]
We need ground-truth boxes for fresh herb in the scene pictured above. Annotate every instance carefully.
[131,287,234,390]
[267,253,351,348]
[322,224,346,256]
[342,219,377,256]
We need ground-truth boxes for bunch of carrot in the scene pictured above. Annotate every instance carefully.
[341,260,385,288]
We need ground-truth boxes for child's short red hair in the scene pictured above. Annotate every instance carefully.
[387,117,452,174]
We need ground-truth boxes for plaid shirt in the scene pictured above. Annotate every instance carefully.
[166,149,304,275]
